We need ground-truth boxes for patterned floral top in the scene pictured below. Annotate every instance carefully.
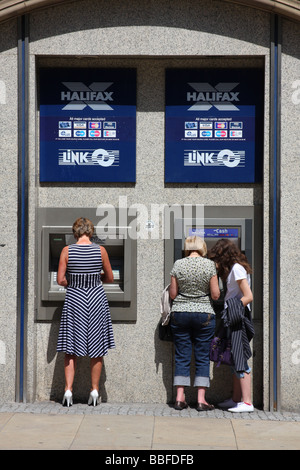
[170,256,217,314]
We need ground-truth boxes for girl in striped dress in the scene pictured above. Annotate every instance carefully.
[57,217,115,407]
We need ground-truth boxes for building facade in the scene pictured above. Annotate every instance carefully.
[0,0,299,411]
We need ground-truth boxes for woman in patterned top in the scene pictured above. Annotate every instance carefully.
[169,236,220,411]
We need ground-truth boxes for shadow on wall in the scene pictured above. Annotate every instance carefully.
[46,312,174,404]
[154,322,174,404]
[46,309,108,404]
[27,0,272,52]
[154,321,234,406]
[45,309,258,406]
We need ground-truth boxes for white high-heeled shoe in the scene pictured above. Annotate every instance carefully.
[88,389,99,406]
[62,390,73,407]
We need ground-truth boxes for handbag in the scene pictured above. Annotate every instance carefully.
[211,276,227,315]
[210,325,233,367]
[158,322,173,342]
[159,284,173,341]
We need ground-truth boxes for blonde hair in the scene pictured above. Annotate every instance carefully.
[184,235,207,257]
[72,217,94,240]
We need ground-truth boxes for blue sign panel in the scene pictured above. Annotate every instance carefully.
[165,68,264,183]
[40,68,136,182]
[189,228,239,238]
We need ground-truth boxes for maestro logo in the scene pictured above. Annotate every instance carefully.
[59,148,119,167]
[187,82,240,111]
[60,82,114,111]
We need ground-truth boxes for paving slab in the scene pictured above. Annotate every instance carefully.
[1,402,300,450]
[0,413,13,429]
[232,419,300,450]
[70,414,154,450]
[0,413,83,450]
[152,416,237,450]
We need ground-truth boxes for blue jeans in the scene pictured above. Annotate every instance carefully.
[231,363,251,378]
[171,312,215,388]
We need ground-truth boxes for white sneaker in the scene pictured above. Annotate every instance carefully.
[228,402,254,413]
[218,398,237,409]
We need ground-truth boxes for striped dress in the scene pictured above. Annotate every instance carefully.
[57,243,115,358]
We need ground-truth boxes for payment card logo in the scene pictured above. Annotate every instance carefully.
[215,122,228,129]
[89,130,101,137]
[199,130,212,138]
[89,122,102,129]
[73,130,86,137]
[215,130,228,138]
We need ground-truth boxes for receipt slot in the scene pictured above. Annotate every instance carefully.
[164,205,262,319]
[37,208,137,321]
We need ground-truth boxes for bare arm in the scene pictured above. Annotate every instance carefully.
[57,246,68,287]
[100,246,114,283]
[169,275,178,300]
[238,278,253,306]
[210,274,220,301]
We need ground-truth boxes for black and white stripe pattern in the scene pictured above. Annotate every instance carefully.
[57,244,115,358]
[221,297,255,372]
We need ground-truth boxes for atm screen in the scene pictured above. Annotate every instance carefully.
[49,233,77,271]
[49,234,67,271]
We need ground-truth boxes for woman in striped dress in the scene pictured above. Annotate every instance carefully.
[57,217,115,407]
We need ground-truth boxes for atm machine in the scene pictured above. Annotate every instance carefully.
[164,204,263,406]
[164,205,262,319]
[36,207,137,321]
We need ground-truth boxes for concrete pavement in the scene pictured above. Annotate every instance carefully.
[0,401,300,450]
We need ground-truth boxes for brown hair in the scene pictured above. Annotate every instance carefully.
[208,238,252,281]
[72,217,94,240]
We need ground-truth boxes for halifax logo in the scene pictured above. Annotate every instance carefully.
[61,82,114,111]
[187,82,240,111]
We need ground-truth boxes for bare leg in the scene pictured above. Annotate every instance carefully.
[90,357,103,391]
[64,354,77,391]
[239,372,252,404]
[197,387,208,405]
[176,385,185,402]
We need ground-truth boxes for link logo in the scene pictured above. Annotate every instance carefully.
[184,149,245,168]
[187,83,240,111]
[61,82,114,111]
[59,148,119,166]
